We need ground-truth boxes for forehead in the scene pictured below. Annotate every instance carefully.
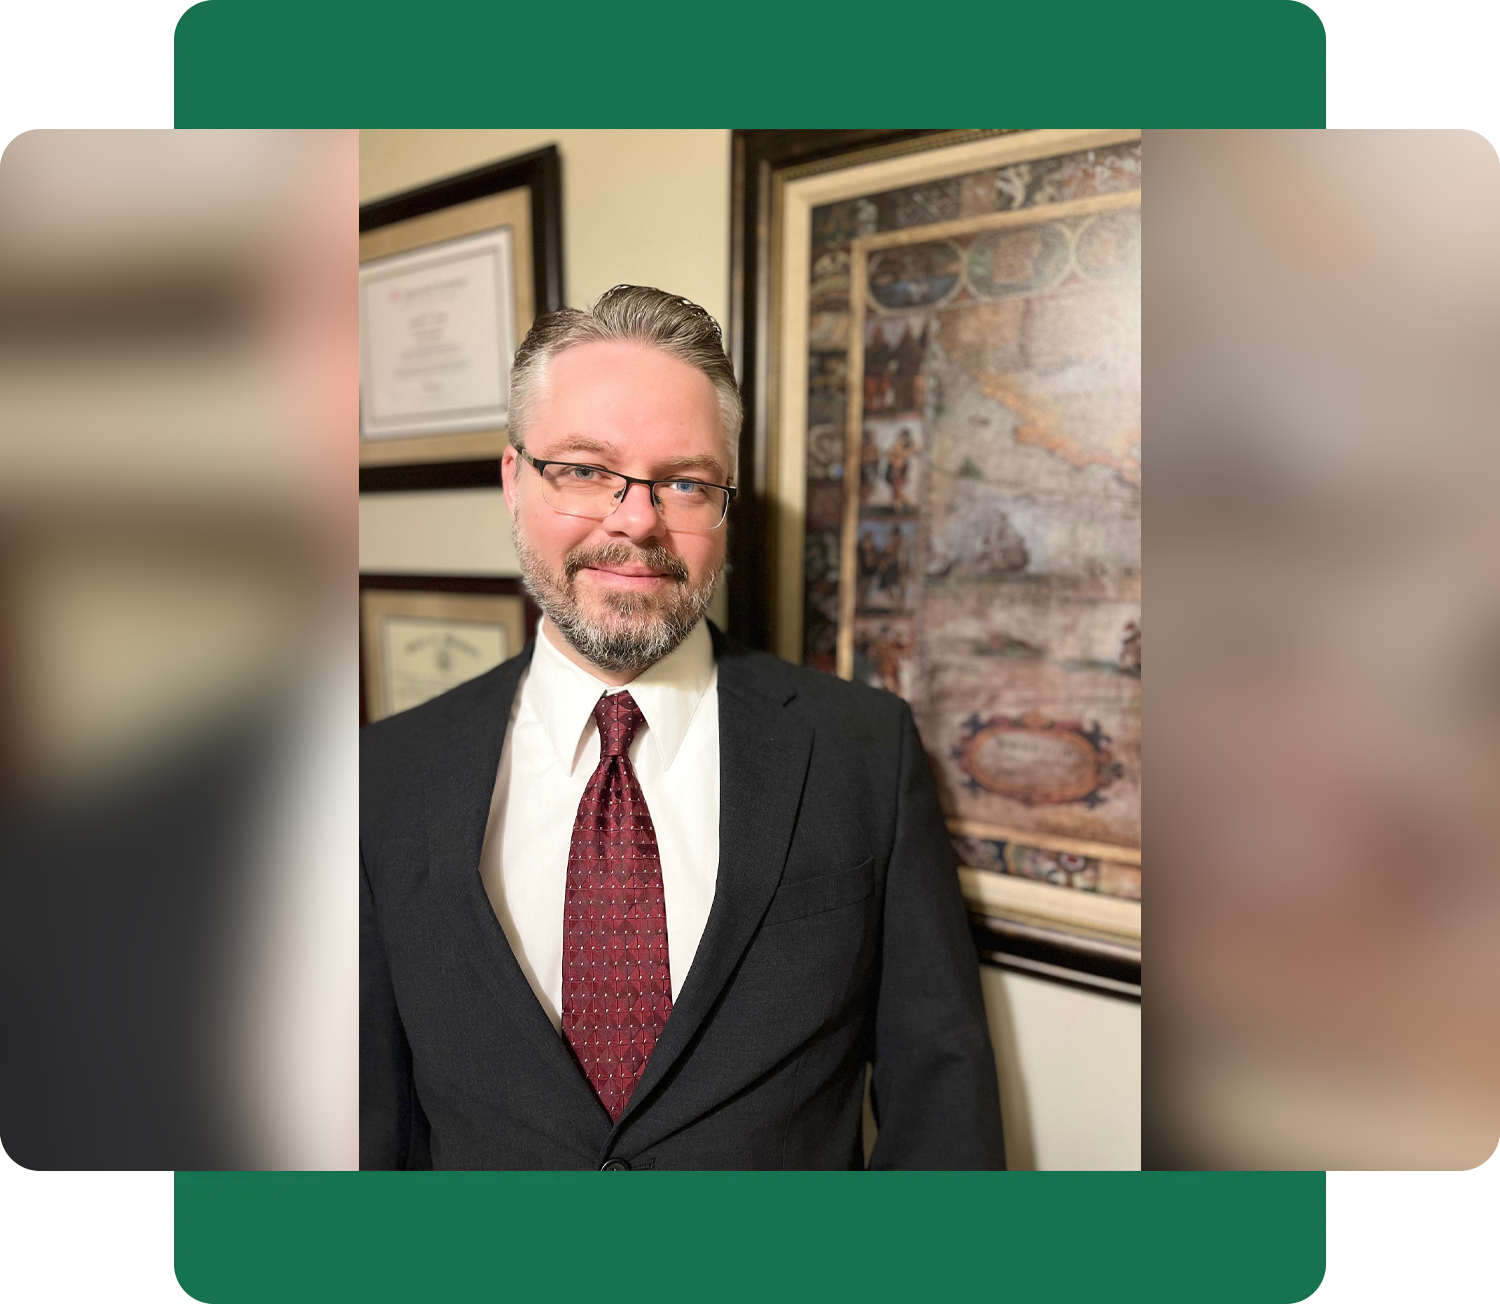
[530,339,727,474]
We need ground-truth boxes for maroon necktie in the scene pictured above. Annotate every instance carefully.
[561,691,672,1121]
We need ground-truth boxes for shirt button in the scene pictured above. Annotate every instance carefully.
[599,1158,631,1171]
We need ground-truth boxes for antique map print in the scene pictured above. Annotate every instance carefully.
[805,138,1141,909]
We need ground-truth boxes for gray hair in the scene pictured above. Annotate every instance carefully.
[508,284,742,474]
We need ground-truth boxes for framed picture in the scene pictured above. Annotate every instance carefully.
[731,129,1141,996]
[359,145,564,492]
[360,226,516,443]
[359,576,536,724]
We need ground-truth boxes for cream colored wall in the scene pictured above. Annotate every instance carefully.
[983,968,1141,1169]
[359,130,1140,1171]
[359,489,519,575]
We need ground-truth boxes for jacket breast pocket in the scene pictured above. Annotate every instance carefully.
[761,858,875,927]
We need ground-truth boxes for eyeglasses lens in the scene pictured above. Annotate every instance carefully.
[539,465,728,529]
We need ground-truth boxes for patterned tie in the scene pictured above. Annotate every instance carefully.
[561,691,672,1121]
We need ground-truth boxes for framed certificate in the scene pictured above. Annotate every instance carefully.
[360,227,516,441]
[359,576,536,724]
[359,145,564,487]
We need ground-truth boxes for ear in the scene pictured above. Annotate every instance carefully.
[500,445,520,515]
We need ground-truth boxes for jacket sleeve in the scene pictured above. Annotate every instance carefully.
[867,700,1007,1170]
[360,849,430,1169]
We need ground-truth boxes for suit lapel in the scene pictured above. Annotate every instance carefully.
[422,644,605,1112]
[612,638,813,1133]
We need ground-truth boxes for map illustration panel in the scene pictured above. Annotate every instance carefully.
[803,136,1141,923]
[843,187,1141,865]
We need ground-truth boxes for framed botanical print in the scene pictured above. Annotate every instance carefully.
[359,576,536,724]
[732,129,1141,995]
[359,145,564,491]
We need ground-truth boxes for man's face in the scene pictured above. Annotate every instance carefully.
[500,339,730,673]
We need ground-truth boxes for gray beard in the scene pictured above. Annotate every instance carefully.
[513,527,719,674]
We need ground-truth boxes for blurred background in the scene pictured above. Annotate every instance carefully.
[0,130,357,1169]
[2,128,1495,1172]
[1147,129,1500,1169]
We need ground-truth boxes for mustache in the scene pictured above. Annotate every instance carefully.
[563,542,690,584]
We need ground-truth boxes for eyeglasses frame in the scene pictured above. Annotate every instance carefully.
[518,448,738,530]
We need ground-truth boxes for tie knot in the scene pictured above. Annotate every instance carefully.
[593,691,645,758]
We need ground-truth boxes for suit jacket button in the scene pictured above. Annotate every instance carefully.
[599,1158,631,1171]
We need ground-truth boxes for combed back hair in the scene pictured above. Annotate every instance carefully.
[508,284,743,475]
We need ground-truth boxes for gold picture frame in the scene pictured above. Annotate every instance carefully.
[763,129,1137,662]
[360,584,527,723]
[359,190,532,466]
[742,128,1142,993]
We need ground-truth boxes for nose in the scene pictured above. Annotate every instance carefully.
[604,480,665,541]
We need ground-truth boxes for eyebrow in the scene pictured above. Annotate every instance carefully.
[543,436,727,482]
[655,453,727,478]
[545,435,620,459]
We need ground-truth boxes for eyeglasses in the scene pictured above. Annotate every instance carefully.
[519,449,737,531]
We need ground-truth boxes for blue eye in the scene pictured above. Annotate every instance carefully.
[663,479,709,498]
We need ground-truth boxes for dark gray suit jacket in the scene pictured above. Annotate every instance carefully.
[360,623,1005,1170]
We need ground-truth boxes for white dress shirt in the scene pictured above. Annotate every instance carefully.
[479,617,720,1031]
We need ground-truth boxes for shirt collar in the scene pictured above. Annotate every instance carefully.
[529,617,716,776]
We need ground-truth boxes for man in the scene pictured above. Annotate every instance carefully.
[361,285,1004,1170]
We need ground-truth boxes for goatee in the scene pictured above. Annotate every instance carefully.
[513,529,719,674]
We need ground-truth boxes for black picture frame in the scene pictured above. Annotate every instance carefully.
[359,145,565,495]
[726,130,945,652]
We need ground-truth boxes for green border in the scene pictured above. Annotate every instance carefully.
[175,0,1326,128]
[175,0,1500,127]
[176,1170,1325,1303]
